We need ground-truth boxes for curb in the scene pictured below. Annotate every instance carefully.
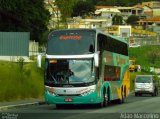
[0,101,46,111]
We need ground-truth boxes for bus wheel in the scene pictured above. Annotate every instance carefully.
[97,94,106,108]
[97,91,109,108]
[103,93,107,107]
[103,91,110,107]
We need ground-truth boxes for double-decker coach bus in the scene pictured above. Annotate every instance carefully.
[37,29,130,108]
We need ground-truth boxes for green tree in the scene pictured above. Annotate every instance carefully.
[55,0,78,28]
[126,15,139,25]
[72,0,95,17]
[112,15,123,25]
[115,0,130,6]
[0,0,50,43]
[96,0,116,6]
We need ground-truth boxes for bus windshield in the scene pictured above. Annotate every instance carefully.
[45,59,95,86]
[47,30,95,55]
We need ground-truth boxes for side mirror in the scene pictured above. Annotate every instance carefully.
[37,54,42,68]
[94,51,100,67]
[89,44,94,53]
[37,53,45,68]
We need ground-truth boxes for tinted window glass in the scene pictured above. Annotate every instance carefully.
[47,30,95,55]
[45,59,95,85]
[98,34,128,56]
[104,65,120,81]
[136,76,152,83]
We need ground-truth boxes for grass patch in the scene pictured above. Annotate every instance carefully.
[129,45,160,68]
[0,61,44,102]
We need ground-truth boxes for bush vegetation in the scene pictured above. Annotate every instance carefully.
[0,60,44,102]
[129,45,160,69]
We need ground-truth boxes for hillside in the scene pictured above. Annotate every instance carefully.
[129,45,160,69]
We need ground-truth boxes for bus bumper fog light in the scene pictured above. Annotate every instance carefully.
[45,86,57,96]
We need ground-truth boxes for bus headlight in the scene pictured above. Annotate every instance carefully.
[80,89,95,96]
[45,87,57,96]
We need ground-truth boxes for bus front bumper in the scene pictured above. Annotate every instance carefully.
[44,91,102,105]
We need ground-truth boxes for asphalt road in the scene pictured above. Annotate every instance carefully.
[1,93,160,119]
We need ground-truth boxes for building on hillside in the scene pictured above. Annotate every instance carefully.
[67,17,108,30]
[95,6,133,21]
[153,8,160,17]
[142,1,160,17]
[104,25,131,38]
[95,6,145,21]
[95,8,121,18]
[131,28,157,36]
[94,7,121,26]
[142,1,160,9]
[132,4,147,19]
[137,16,160,33]
[95,6,135,23]
[143,5,153,17]
[117,6,144,20]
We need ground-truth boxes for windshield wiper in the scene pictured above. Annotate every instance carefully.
[49,72,57,83]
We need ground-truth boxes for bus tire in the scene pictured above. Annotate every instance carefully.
[97,95,105,108]
[97,88,109,108]
[103,91,108,107]
[103,88,110,107]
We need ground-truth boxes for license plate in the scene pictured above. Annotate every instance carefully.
[65,98,72,102]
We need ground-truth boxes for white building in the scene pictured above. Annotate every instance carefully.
[68,17,108,30]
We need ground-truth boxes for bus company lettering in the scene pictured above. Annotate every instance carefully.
[60,35,81,40]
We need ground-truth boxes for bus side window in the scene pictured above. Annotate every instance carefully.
[97,34,105,79]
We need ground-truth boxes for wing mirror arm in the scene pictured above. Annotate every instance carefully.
[94,51,100,67]
[37,53,45,68]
